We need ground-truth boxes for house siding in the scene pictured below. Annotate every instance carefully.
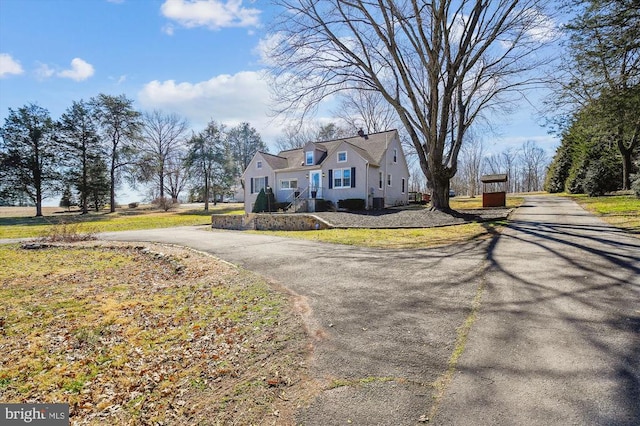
[243,153,277,214]
[381,136,410,206]
[242,130,410,213]
[321,144,369,207]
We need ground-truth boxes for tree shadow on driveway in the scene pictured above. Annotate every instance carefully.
[434,212,640,426]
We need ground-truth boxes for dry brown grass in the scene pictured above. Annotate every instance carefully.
[0,243,316,425]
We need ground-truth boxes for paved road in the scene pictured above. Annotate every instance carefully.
[98,196,640,425]
[101,224,489,424]
[435,196,640,425]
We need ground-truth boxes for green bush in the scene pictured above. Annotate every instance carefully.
[338,198,366,211]
[583,156,622,196]
[631,159,640,197]
[252,188,277,213]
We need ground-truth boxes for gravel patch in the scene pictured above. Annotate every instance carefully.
[310,207,512,228]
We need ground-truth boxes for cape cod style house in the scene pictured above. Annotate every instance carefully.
[242,129,410,213]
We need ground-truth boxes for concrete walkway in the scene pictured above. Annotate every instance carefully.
[435,196,640,425]
[97,196,639,425]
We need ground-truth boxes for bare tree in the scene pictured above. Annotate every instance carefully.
[275,121,351,152]
[137,110,189,201]
[485,147,519,193]
[519,140,547,192]
[334,86,398,134]
[458,136,485,197]
[165,151,190,203]
[267,0,558,211]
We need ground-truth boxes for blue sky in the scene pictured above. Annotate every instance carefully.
[0,0,558,153]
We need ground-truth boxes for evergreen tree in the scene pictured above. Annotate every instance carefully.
[57,100,102,214]
[560,0,640,189]
[91,94,142,212]
[0,104,60,216]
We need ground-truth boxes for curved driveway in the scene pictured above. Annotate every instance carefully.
[100,196,640,425]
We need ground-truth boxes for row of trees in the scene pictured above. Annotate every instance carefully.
[545,0,639,195]
[452,139,549,197]
[0,95,266,216]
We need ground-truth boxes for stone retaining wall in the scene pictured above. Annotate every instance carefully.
[212,214,331,231]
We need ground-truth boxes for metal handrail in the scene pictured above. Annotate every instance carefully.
[285,187,309,212]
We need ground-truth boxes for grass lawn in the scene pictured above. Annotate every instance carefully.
[253,195,522,249]
[565,194,640,233]
[256,221,505,249]
[0,243,312,424]
[0,204,244,239]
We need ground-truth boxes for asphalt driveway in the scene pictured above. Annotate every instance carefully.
[101,221,491,424]
[100,196,640,425]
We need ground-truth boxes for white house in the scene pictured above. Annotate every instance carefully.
[242,129,410,214]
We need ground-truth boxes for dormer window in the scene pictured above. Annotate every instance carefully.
[256,161,263,169]
[305,151,314,166]
[337,151,347,163]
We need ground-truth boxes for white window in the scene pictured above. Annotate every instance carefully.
[401,178,406,193]
[253,177,266,194]
[393,148,397,163]
[305,151,314,165]
[337,151,347,163]
[379,171,383,189]
[387,174,392,186]
[280,179,298,190]
[333,168,351,188]
[256,160,262,169]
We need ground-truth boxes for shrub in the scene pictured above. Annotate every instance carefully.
[252,188,277,213]
[583,156,622,196]
[128,202,139,209]
[631,159,640,197]
[152,197,177,212]
[338,198,366,211]
[39,221,96,242]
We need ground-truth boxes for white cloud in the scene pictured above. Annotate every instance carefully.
[35,62,55,80]
[0,53,23,77]
[160,0,261,31]
[57,58,95,81]
[138,70,282,140]
[162,24,175,35]
[523,9,558,43]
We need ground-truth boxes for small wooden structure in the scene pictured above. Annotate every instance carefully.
[481,174,508,208]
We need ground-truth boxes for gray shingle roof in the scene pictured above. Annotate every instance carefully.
[276,129,397,169]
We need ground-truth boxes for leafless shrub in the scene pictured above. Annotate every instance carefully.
[152,196,178,212]
[39,221,97,242]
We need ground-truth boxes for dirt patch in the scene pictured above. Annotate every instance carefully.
[0,242,318,425]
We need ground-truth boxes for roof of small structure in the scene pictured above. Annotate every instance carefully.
[481,174,508,183]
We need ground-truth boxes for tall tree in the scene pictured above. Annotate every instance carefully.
[559,0,640,189]
[185,121,228,211]
[57,100,103,214]
[0,104,59,216]
[335,86,399,134]
[136,110,189,201]
[275,121,349,151]
[267,0,558,211]
[458,136,484,197]
[226,122,266,174]
[91,94,142,212]
[519,140,548,192]
[165,151,190,203]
